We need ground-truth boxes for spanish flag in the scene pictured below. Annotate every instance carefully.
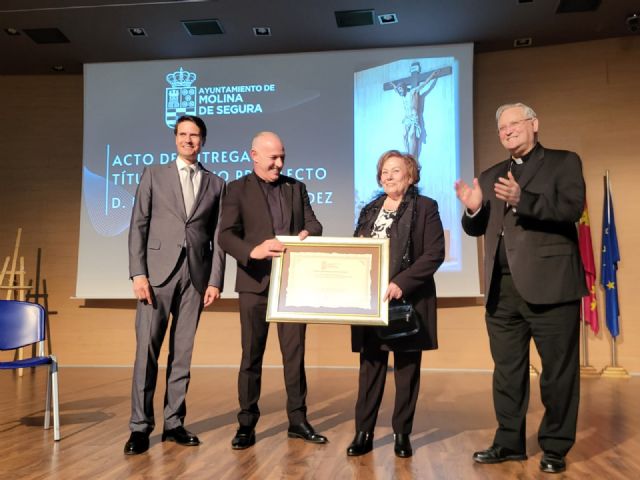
[578,202,599,333]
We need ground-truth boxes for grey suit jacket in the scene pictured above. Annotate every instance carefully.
[462,144,587,305]
[218,172,322,294]
[128,162,226,293]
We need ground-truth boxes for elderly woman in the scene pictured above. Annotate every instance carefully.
[347,150,445,458]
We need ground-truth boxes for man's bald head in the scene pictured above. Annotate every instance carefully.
[251,131,285,182]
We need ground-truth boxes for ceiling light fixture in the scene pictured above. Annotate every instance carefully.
[378,13,398,24]
[513,37,533,47]
[253,27,271,36]
[128,27,147,37]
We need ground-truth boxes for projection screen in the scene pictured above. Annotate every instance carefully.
[76,43,479,299]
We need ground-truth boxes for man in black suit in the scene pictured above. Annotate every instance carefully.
[218,131,327,449]
[454,103,587,474]
[124,115,225,455]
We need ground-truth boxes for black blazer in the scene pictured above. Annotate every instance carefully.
[351,192,445,352]
[218,172,322,294]
[462,144,588,305]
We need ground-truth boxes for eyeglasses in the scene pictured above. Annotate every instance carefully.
[498,117,533,133]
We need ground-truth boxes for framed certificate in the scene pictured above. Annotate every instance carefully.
[266,236,389,325]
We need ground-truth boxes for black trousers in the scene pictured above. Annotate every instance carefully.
[237,292,308,428]
[486,273,580,456]
[354,340,422,434]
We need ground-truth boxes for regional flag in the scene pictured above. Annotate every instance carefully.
[601,177,620,337]
[578,202,598,333]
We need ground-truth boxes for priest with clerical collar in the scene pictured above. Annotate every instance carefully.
[454,103,587,474]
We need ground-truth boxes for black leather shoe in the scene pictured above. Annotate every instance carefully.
[161,426,200,446]
[346,431,373,456]
[540,452,566,473]
[287,421,328,444]
[124,432,150,455]
[394,433,412,458]
[231,426,256,450]
[473,445,527,464]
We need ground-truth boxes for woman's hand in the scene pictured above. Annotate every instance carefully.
[384,282,403,301]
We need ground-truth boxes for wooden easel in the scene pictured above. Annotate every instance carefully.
[0,229,33,300]
[26,248,55,356]
[1,229,33,375]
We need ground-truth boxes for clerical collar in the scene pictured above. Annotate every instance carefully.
[511,142,539,164]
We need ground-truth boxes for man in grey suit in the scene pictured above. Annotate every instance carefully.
[455,103,587,474]
[219,131,327,449]
[124,115,226,455]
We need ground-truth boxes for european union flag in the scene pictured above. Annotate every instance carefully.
[601,178,620,337]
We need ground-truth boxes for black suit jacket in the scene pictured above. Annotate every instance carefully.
[351,192,445,352]
[462,144,588,305]
[218,172,322,294]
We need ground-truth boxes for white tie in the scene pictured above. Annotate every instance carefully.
[182,166,195,215]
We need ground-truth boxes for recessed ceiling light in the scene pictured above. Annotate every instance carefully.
[378,13,398,24]
[513,37,533,48]
[253,26,271,36]
[4,28,20,36]
[128,27,147,37]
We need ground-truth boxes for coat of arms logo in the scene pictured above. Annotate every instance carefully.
[165,67,197,128]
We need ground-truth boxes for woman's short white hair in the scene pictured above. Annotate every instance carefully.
[495,103,537,123]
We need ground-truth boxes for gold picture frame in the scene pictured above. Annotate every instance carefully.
[266,236,389,325]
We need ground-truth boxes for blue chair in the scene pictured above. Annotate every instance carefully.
[0,300,60,441]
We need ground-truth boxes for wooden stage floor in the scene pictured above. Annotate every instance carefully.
[1,367,638,479]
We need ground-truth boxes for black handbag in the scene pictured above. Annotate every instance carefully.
[376,299,421,340]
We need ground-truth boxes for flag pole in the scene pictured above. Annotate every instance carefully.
[580,303,588,364]
[580,301,599,377]
[600,170,629,378]
[606,171,618,368]
[602,337,628,377]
